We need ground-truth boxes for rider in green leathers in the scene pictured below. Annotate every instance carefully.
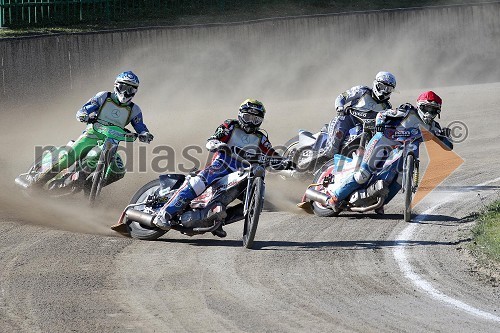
[27,71,154,188]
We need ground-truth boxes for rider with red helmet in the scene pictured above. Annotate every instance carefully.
[298,71,396,170]
[324,90,453,215]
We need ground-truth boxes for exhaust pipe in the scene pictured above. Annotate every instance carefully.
[305,188,330,206]
[125,209,155,228]
[350,197,384,213]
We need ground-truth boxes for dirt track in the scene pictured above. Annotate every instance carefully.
[1,81,499,332]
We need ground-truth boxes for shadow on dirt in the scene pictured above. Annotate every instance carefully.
[332,212,479,225]
[253,237,473,251]
[154,235,473,251]
[416,213,479,225]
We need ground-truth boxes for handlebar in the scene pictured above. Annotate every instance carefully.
[217,145,287,169]
[93,121,138,142]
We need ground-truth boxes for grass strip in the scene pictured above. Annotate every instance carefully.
[472,200,500,264]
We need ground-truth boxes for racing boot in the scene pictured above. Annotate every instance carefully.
[153,182,198,230]
[21,171,55,189]
[212,224,227,238]
[15,173,39,189]
[374,205,385,215]
[153,212,174,231]
[327,195,341,212]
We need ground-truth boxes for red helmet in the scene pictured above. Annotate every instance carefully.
[416,91,442,124]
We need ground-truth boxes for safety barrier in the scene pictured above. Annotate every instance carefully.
[0,0,227,28]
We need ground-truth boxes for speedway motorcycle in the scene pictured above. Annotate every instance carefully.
[299,110,424,222]
[111,146,289,249]
[15,120,138,204]
[283,107,377,176]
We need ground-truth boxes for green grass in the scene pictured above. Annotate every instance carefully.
[472,200,500,263]
[0,0,492,38]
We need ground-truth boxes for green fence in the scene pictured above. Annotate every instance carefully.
[0,0,230,28]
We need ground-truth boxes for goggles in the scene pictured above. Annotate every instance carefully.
[419,103,441,116]
[116,83,138,98]
[375,81,395,94]
[239,111,263,125]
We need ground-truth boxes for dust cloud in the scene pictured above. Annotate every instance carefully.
[1,6,498,233]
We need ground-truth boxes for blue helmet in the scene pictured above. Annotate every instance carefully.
[114,71,139,104]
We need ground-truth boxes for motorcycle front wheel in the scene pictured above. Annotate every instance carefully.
[403,155,415,222]
[126,179,167,240]
[89,150,107,204]
[242,177,264,249]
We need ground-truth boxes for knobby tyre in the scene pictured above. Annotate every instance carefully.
[89,150,107,204]
[242,177,264,249]
[127,179,167,240]
[404,154,415,222]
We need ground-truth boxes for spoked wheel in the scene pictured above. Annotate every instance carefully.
[89,150,107,204]
[403,154,415,222]
[126,179,167,240]
[242,177,264,249]
[311,160,341,217]
[283,136,303,166]
[283,136,299,158]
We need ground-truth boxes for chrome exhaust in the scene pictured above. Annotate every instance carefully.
[305,188,330,206]
[125,209,155,228]
[349,197,384,213]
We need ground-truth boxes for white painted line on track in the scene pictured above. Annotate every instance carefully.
[394,177,500,322]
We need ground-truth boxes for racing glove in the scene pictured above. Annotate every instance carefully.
[138,131,154,143]
[87,112,98,124]
[77,111,97,123]
[206,140,230,153]
[281,158,295,170]
[439,127,451,138]
[270,158,294,171]
[336,106,345,116]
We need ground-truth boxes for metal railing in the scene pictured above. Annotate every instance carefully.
[0,0,229,28]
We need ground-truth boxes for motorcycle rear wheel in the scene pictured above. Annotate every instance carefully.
[404,155,415,222]
[242,177,264,249]
[126,179,167,240]
[311,160,341,217]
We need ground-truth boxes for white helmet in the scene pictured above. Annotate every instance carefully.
[372,71,396,101]
[114,71,139,104]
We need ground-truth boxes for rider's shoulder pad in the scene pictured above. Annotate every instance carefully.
[223,119,238,127]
